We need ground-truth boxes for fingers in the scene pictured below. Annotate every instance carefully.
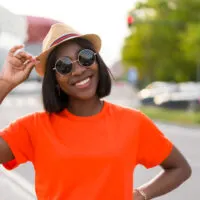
[9,44,33,62]
[8,57,23,68]
[9,45,24,56]
[8,56,39,71]
[15,51,33,63]
[23,58,40,76]
[7,45,40,74]
[8,45,34,67]
[24,60,36,74]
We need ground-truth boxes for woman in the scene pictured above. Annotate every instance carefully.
[0,23,191,200]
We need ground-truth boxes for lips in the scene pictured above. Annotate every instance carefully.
[70,71,93,85]
[76,77,90,86]
[75,77,92,89]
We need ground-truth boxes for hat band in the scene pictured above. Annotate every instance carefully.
[50,33,80,47]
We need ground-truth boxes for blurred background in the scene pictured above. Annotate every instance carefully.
[0,0,199,199]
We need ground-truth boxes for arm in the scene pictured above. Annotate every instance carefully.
[134,146,192,200]
[0,80,13,104]
[0,45,38,164]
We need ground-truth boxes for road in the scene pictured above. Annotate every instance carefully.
[0,81,199,199]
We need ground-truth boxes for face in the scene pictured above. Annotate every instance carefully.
[54,41,99,100]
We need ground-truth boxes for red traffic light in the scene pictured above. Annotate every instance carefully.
[127,15,134,27]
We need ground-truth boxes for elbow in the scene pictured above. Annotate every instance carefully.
[185,165,192,180]
[181,162,192,181]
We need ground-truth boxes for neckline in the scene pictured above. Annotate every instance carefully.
[61,100,108,121]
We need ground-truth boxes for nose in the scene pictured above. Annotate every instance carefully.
[71,62,86,76]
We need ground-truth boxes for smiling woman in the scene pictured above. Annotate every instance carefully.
[42,37,111,113]
[0,22,191,200]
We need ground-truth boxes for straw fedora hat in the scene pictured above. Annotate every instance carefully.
[35,23,101,76]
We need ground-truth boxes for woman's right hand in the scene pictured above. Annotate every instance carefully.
[0,45,39,88]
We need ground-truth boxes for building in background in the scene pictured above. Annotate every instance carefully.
[0,6,57,81]
[0,6,26,68]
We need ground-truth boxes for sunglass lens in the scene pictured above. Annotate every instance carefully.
[78,49,96,66]
[55,57,72,74]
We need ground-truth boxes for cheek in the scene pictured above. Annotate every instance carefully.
[56,75,70,90]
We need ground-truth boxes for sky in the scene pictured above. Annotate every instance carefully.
[0,0,137,66]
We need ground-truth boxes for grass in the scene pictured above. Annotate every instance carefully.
[139,106,200,126]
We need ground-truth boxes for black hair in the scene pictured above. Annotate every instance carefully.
[42,37,112,113]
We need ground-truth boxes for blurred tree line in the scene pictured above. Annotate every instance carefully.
[122,0,200,86]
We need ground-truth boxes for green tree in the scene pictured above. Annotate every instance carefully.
[180,24,200,81]
[122,0,200,85]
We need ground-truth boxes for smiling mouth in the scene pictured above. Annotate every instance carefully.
[75,77,91,89]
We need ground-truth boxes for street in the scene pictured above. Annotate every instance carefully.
[0,82,199,199]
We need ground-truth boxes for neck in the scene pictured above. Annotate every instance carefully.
[67,96,103,116]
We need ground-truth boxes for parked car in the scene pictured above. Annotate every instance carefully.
[138,81,178,106]
[154,82,200,111]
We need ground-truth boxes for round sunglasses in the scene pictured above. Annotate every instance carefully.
[53,49,97,75]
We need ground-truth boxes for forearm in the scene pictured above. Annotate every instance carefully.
[0,79,13,104]
[137,168,191,199]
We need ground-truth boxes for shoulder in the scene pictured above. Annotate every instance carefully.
[12,111,50,126]
[105,101,144,121]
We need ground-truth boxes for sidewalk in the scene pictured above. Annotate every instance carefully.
[0,166,36,200]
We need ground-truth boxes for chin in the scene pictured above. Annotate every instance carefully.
[74,90,97,101]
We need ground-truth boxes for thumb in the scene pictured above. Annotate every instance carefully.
[24,61,37,76]
[24,62,35,75]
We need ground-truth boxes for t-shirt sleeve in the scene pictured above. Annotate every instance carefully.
[136,112,173,169]
[0,114,35,170]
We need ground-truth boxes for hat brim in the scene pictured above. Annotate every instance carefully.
[35,34,101,77]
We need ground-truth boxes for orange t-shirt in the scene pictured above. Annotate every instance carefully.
[0,101,173,200]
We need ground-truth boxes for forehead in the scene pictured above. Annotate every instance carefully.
[56,41,81,58]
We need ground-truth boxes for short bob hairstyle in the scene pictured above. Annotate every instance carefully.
[42,37,112,113]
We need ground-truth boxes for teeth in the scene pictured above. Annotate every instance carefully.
[76,78,90,86]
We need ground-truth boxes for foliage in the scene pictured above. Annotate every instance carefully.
[122,0,200,84]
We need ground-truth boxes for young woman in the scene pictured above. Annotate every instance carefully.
[0,23,191,200]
